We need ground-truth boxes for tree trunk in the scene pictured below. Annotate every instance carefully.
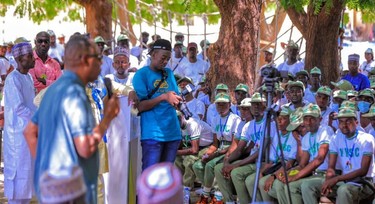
[76,0,113,42]
[286,0,345,85]
[208,0,262,95]
[116,0,137,46]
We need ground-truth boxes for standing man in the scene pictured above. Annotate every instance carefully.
[0,42,13,84]
[130,31,149,62]
[117,34,139,71]
[342,54,370,91]
[168,41,188,76]
[175,32,185,44]
[197,40,211,72]
[47,30,64,68]
[4,42,36,204]
[277,40,304,77]
[94,36,114,77]
[133,39,182,171]
[29,31,62,93]
[5,41,17,69]
[183,42,207,86]
[24,35,120,203]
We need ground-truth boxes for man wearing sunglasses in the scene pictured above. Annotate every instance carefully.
[29,31,62,93]
[24,35,120,204]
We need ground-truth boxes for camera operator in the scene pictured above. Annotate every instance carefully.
[133,39,182,171]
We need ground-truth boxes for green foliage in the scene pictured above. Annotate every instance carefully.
[280,0,309,12]
[126,0,220,26]
[2,0,219,26]
[0,0,16,16]
[280,0,375,22]
[361,9,375,23]
[347,0,375,23]
[2,0,83,24]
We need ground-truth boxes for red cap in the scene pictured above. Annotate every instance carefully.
[187,42,198,50]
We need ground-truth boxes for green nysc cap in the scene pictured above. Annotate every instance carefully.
[347,90,358,97]
[333,90,347,100]
[303,103,321,118]
[280,106,292,116]
[174,41,183,46]
[14,37,30,44]
[358,88,375,100]
[235,83,249,93]
[316,86,332,97]
[286,107,303,131]
[336,108,357,119]
[199,76,207,84]
[310,67,321,75]
[177,76,193,85]
[330,79,353,91]
[296,70,309,78]
[215,93,231,103]
[215,83,229,91]
[362,105,375,118]
[287,40,299,49]
[249,92,266,103]
[238,98,252,107]
[371,81,375,89]
[117,34,129,42]
[94,36,105,43]
[288,80,305,92]
[339,100,357,110]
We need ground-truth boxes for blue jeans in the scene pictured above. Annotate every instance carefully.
[141,139,181,171]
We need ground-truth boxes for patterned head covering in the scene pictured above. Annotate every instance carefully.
[113,46,130,58]
[12,42,33,58]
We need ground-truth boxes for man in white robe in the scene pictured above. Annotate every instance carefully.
[4,42,36,204]
[106,46,138,203]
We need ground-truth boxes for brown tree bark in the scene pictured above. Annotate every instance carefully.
[75,0,113,42]
[208,0,263,94]
[116,0,137,46]
[286,0,345,85]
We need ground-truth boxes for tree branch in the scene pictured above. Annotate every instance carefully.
[286,7,308,38]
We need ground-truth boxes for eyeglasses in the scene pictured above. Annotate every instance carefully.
[87,54,103,61]
[36,39,50,44]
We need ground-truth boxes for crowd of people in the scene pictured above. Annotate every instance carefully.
[0,28,375,204]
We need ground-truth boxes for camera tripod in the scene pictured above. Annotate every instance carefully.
[251,77,293,203]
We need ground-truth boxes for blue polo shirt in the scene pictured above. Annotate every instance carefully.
[32,71,98,203]
[133,66,181,141]
[342,73,370,91]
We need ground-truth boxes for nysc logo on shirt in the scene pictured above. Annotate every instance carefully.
[153,80,169,89]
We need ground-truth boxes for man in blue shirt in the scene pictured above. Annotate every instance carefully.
[133,39,182,171]
[342,54,370,91]
[24,35,119,204]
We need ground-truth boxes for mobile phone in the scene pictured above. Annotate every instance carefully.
[104,77,113,99]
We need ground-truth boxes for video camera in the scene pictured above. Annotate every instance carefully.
[261,65,280,93]
[178,84,195,120]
